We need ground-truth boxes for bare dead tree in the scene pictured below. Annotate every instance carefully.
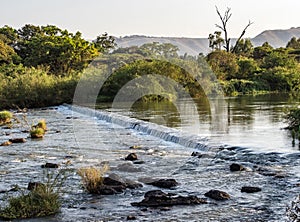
[215,6,232,52]
[214,6,253,53]
[231,21,253,53]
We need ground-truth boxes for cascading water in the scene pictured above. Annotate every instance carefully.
[68,104,209,150]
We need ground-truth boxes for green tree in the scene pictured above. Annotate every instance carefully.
[93,32,116,53]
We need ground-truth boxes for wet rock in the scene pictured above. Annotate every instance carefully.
[146,179,178,189]
[125,153,138,161]
[230,163,245,172]
[9,138,26,143]
[41,163,59,168]
[0,141,12,146]
[204,190,230,200]
[127,215,136,220]
[191,152,202,158]
[115,162,142,172]
[27,182,45,190]
[131,190,207,207]
[94,175,142,195]
[241,186,262,193]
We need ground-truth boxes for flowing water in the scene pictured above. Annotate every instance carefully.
[0,94,300,221]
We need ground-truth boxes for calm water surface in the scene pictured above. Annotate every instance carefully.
[102,94,300,153]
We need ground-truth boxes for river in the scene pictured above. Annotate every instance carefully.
[0,94,299,221]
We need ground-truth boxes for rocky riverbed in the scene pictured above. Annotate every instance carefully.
[0,105,300,221]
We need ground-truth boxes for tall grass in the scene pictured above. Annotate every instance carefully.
[77,165,109,193]
[0,64,79,109]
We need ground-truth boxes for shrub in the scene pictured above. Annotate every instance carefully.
[286,108,300,130]
[0,110,13,124]
[77,164,109,193]
[0,184,60,220]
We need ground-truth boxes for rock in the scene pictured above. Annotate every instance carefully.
[130,145,142,149]
[241,186,262,193]
[115,162,142,172]
[93,175,142,195]
[133,160,145,164]
[27,182,45,190]
[230,163,245,172]
[0,141,12,146]
[127,215,136,220]
[41,163,59,168]
[204,190,230,200]
[191,152,202,158]
[9,138,26,143]
[131,190,207,207]
[146,179,178,189]
[125,153,138,161]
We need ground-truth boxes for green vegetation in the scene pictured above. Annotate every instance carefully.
[0,183,60,220]
[0,110,13,124]
[30,119,47,138]
[77,165,109,194]
[285,108,300,144]
[0,22,300,109]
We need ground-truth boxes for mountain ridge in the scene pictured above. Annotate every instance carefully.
[115,27,300,55]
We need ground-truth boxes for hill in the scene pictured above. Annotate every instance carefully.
[115,27,300,55]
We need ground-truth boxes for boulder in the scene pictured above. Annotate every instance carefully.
[204,190,230,200]
[131,190,207,207]
[191,152,202,158]
[125,153,138,161]
[146,179,178,189]
[241,186,261,193]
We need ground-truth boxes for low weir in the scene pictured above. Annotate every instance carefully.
[67,104,209,150]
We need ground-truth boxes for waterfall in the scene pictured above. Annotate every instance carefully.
[66,104,208,150]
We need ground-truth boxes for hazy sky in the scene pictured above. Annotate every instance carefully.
[1,0,299,39]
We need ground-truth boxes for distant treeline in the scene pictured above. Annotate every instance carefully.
[0,24,299,109]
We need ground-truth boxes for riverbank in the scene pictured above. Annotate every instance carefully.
[0,105,300,221]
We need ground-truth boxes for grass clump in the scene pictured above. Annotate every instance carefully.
[0,110,13,124]
[77,164,109,193]
[30,119,47,138]
[0,184,60,220]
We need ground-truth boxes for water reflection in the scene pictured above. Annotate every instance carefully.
[97,94,300,152]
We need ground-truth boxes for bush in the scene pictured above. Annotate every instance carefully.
[77,165,109,193]
[0,110,13,124]
[286,108,300,130]
[36,119,47,131]
[0,184,60,220]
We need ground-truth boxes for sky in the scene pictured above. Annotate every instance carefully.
[1,0,300,40]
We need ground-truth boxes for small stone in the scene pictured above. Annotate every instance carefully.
[133,160,145,164]
[9,138,26,143]
[241,186,262,193]
[0,141,12,146]
[130,145,142,149]
[127,215,136,220]
[41,163,59,168]
[191,152,202,158]
[125,153,138,161]
[204,190,230,200]
[230,163,245,172]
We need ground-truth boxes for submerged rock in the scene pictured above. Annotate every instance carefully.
[191,152,203,158]
[125,153,138,161]
[127,215,137,220]
[9,138,26,143]
[41,163,59,168]
[241,186,262,193]
[146,179,178,189]
[230,163,245,172]
[131,190,207,207]
[204,190,230,200]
